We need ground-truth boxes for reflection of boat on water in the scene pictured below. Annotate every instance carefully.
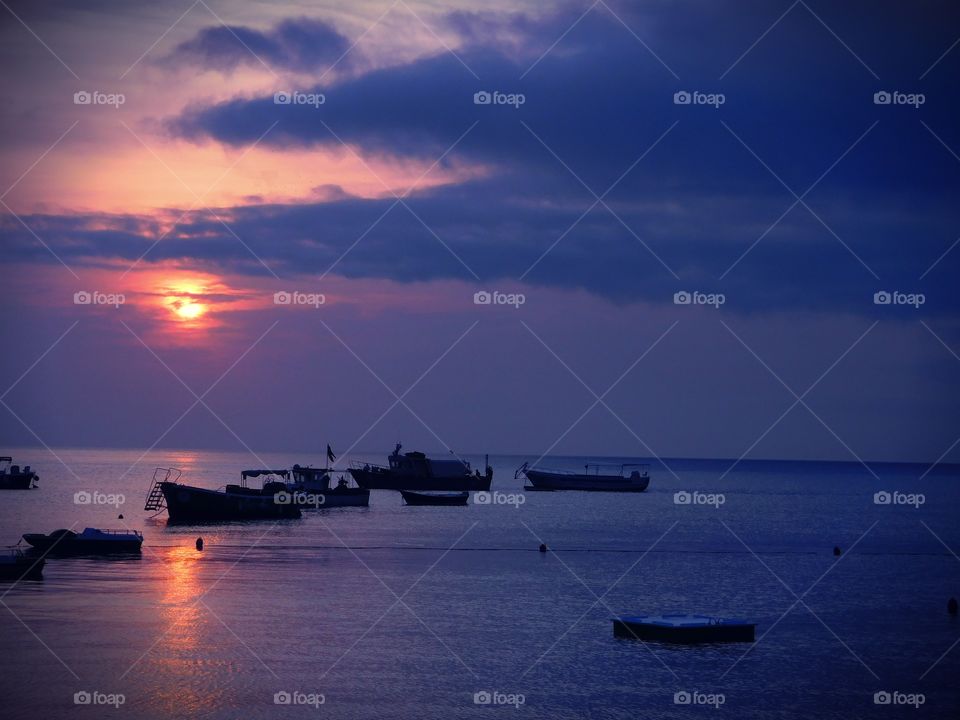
[349,444,492,491]
[517,462,650,492]
[399,490,469,506]
[0,456,38,489]
[146,468,301,523]
[22,527,143,555]
[0,548,44,580]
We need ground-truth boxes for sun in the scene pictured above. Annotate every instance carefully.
[173,300,206,320]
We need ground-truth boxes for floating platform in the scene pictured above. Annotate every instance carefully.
[613,614,756,643]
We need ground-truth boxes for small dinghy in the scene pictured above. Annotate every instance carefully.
[22,528,143,555]
[0,549,44,580]
[399,490,469,506]
[613,614,755,643]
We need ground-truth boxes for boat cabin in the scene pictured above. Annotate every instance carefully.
[387,450,472,479]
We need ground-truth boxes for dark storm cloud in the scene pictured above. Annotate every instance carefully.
[161,17,351,73]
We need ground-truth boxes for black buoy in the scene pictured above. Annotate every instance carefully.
[196,537,204,551]
[118,513,124,519]
[539,543,547,553]
[833,546,841,557]
[949,597,958,616]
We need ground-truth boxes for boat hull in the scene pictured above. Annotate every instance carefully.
[524,470,649,492]
[0,472,38,489]
[349,468,491,492]
[283,487,370,508]
[22,535,142,555]
[160,482,301,522]
[400,490,469,506]
[613,616,755,643]
[0,557,44,580]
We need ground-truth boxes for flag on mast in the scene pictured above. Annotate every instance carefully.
[327,445,336,464]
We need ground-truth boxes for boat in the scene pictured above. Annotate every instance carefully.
[349,444,493,491]
[399,490,469,506]
[287,465,370,508]
[613,614,756,643]
[0,549,44,580]
[21,528,143,555]
[0,456,38,489]
[516,462,650,492]
[145,467,301,522]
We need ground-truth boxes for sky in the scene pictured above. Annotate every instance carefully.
[1,0,959,464]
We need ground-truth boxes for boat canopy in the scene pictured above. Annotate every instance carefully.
[241,469,290,479]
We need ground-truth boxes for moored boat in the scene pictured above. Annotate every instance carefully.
[399,490,469,506]
[22,527,143,555]
[286,465,370,508]
[613,614,755,643]
[0,549,44,580]
[145,467,301,523]
[0,456,38,489]
[349,444,492,491]
[517,462,650,492]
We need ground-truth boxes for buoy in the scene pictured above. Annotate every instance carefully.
[539,543,547,553]
[833,546,841,557]
[949,597,958,616]
[118,513,124,519]
[196,537,204,551]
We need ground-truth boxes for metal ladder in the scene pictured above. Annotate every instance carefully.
[143,467,181,512]
[144,481,165,511]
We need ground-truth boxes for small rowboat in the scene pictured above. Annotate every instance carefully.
[399,490,469,506]
[613,614,756,643]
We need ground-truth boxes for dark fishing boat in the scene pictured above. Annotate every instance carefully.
[517,462,650,492]
[613,614,755,643]
[399,490,469,506]
[145,467,301,522]
[22,528,143,555]
[349,444,492,491]
[0,456,38,489]
[0,549,44,580]
[287,465,370,508]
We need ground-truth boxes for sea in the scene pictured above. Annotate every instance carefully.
[0,447,958,719]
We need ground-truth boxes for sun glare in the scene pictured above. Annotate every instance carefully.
[172,300,206,320]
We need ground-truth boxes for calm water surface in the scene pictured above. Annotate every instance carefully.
[1,448,958,718]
